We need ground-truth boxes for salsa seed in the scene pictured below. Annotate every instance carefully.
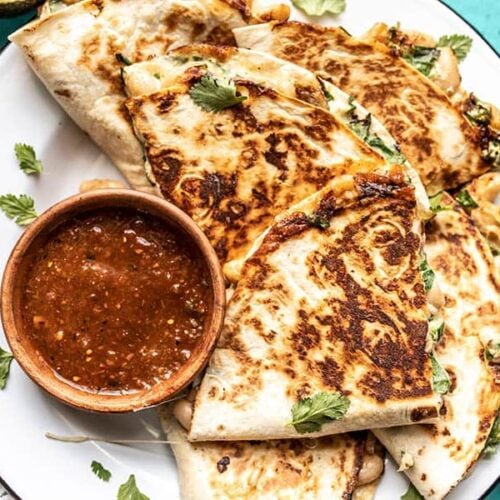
[55,330,64,340]
[73,376,80,382]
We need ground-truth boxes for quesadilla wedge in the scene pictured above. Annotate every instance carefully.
[9,0,287,192]
[123,44,428,202]
[464,172,500,257]
[125,77,404,274]
[123,44,328,108]
[234,21,490,193]
[374,192,500,499]
[189,166,442,441]
[158,403,384,500]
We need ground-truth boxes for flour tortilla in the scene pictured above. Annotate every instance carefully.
[9,0,287,191]
[465,172,500,257]
[189,166,442,441]
[122,44,428,210]
[374,193,500,499]
[125,76,397,274]
[234,21,489,194]
[158,404,382,500]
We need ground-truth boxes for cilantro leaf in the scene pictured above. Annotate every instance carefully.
[428,192,451,214]
[403,46,440,77]
[91,460,112,482]
[483,413,499,457]
[419,257,435,292]
[0,346,14,390]
[429,318,445,343]
[14,144,43,175]
[0,194,38,226]
[291,0,346,16]
[306,213,330,230]
[401,483,424,500]
[455,189,478,209]
[437,34,472,62]
[189,76,247,112]
[117,475,149,500]
[291,392,350,434]
[431,353,450,395]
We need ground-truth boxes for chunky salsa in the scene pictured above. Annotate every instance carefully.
[20,208,211,393]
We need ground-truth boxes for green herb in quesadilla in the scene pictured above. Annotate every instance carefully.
[403,46,440,77]
[419,257,435,292]
[15,143,43,175]
[455,189,479,209]
[483,414,499,456]
[117,474,149,500]
[189,76,247,112]
[464,95,492,125]
[291,392,350,434]
[437,34,472,62]
[306,213,330,230]
[428,318,445,343]
[347,112,406,164]
[401,483,424,500]
[428,192,451,214]
[0,346,14,390]
[291,0,346,17]
[431,354,450,395]
[484,136,500,168]
[0,194,38,227]
[91,461,112,482]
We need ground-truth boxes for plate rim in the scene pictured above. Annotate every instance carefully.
[0,0,498,498]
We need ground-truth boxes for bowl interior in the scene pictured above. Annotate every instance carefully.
[2,190,225,412]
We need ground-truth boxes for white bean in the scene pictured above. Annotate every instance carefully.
[358,454,384,486]
[173,398,193,431]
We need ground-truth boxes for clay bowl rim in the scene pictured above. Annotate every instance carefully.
[0,189,226,413]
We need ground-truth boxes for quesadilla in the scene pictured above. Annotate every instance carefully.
[158,403,384,500]
[123,44,328,108]
[374,192,500,499]
[123,44,428,203]
[125,76,399,273]
[188,166,442,441]
[9,0,287,192]
[465,172,500,257]
[234,21,490,193]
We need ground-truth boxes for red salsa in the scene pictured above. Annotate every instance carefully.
[20,208,211,393]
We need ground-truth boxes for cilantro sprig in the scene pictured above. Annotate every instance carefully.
[291,391,350,434]
[15,144,43,175]
[291,0,346,16]
[0,194,38,226]
[437,34,472,62]
[0,346,14,390]
[117,475,149,500]
[189,76,247,112]
[91,460,112,482]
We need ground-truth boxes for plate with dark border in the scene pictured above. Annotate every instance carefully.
[0,0,498,498]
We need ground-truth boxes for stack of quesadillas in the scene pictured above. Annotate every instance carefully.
[10,2,499,498]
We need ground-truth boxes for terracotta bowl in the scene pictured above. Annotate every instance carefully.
[1,189,225,413]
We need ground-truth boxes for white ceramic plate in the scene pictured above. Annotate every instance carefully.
[0,0,498,498]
